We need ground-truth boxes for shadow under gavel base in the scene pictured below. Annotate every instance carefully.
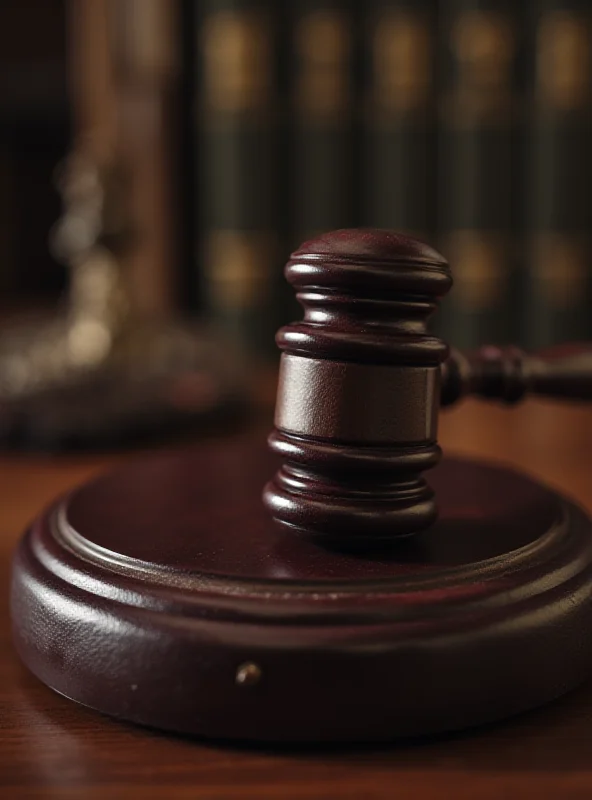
[11,436,592,742]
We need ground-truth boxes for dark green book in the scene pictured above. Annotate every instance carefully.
[362,0,438,242]
[289,1,356,248]
[437,1,525,348]
[196,0,282,361]
[524,1,592,347]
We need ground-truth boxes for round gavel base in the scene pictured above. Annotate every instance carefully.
[11,437,592,742]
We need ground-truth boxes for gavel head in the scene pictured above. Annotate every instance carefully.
[263,229,453,550]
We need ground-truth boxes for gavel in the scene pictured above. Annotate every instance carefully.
[11,226,592,742]
[263,229,592,549]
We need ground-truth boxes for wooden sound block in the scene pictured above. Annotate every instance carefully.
[11,436,592,742]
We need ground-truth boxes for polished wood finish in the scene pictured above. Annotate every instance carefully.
[443,342,592,406]
[12,438,592,741]
[264,229,592,548]
[265,229,452,547]
[2,400,592,796]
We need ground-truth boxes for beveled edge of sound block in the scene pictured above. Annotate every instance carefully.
[10,450,592,743]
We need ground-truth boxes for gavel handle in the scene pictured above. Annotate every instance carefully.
[441,343,592,407]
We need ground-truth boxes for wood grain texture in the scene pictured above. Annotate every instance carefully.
[2,399,592,797]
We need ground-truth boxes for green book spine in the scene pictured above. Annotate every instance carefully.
[362,0,438,242]
[289,1,356,248]
[197,0,281,361]
[437,1,525,348]
[524,2,592,347]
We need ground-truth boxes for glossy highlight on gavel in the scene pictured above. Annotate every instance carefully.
[264,229,592,548]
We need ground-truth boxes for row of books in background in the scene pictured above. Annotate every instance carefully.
[187,0,592,360]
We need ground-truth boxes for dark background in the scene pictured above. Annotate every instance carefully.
[0,1,590,353]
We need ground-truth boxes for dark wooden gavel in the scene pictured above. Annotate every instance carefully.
[262,229,592,549]
[442,343,592,406]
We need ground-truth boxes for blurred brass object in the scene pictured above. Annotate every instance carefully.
[0,151,128,401]
[0,151,247,449]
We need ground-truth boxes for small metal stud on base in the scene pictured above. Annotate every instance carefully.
[236,663,262,688]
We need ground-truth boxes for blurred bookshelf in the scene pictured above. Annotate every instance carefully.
[1,0,590,361]
[183,0,592,357]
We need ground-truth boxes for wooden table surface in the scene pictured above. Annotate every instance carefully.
[2,399,592,799]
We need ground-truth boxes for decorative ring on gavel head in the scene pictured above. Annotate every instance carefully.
[263,228,453,550]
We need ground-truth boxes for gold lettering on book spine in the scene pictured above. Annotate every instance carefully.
[444,232,507,310]
[202,11,271,113]
[205,232,274,311]
[296,11,351,120]
[532,235,586,307]
[447,11,515,123]
[372,11,431,116]
[537,13,590,110]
